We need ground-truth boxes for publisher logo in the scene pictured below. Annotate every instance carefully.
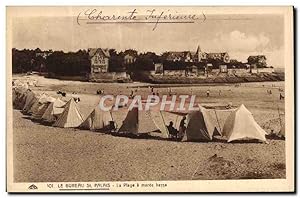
[28,184,38,190]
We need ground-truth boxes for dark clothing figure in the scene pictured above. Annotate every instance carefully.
[280,93,284,100]
[178,116,187,139]
[206,90,210,97]
[167,121,178,138]
[179,118,186,129]
[129,90,134,99]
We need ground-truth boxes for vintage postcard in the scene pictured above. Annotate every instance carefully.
[6,6,294,192]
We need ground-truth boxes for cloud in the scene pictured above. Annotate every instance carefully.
[210,30,270,52]
[200,30,283,68]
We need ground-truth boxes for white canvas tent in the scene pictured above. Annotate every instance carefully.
[182,106,220,141]
[222,104,267,142]
[203,108,234,135]
[31,96,56,120]
[12,87,26,109]
[118,107,163,134]
[41,98,66,123]
[22,91,40,114]
[151,111,169,138]
[53,98,83,128]
[79,107,113,130]
[28,93,49,115]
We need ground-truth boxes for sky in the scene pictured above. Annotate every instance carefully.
[12,12,284,67]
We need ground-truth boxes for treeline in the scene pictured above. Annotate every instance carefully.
[12,48,91,76]
[46,50,90,76]
[12,48,248,75]
[12,48,48,73]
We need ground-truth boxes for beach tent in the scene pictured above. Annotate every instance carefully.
[79,107,113,130]
[31,96,56,120]
[203,108,234,135]
[53,98,83,128]
[41,98,66,123]
[28,93,49,115]
[13,88,28,109]
[12,88,17,105]
[22,91,40,114]
[222,104,267,142]
[163,111,185,129]
[182,106,220,141]
[15,88,31,109]
[149,111,169,138]
[118,107,161,134]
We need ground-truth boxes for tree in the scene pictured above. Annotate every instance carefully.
[108,49,125,72]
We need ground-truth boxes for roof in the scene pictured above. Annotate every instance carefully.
[247,55,266,59]
[206,52,228,58]
[88,48,110,58]
[166,51,192,59]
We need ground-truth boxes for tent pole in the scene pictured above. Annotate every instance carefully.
[175,115,179,129]
[159,111,169,138]
[214,109,222,132]
[109,109,118,128]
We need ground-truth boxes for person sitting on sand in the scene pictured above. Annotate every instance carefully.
[167,121,178,138]
[108,121,116,131]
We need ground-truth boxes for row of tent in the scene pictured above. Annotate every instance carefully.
[12,85,284,143]
[13,86,111,129]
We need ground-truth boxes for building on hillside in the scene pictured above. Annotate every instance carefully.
[88,48,110,73]
[219,65,228,73]
[154,63,164,74]
[205,63,213,76]
[205,52,230,63]
[193,45,206,62]
[165,51,193,62]
[164,45,230,65]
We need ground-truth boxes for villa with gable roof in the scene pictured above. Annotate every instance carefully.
[88,48,110,73]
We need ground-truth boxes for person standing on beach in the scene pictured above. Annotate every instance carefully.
[178,116,187,140]
[206,89,210,97]
[168,87,172,96]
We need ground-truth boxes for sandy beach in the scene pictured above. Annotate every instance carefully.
[12,75,286,182]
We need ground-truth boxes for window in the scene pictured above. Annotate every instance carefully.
[93,67,100,73]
